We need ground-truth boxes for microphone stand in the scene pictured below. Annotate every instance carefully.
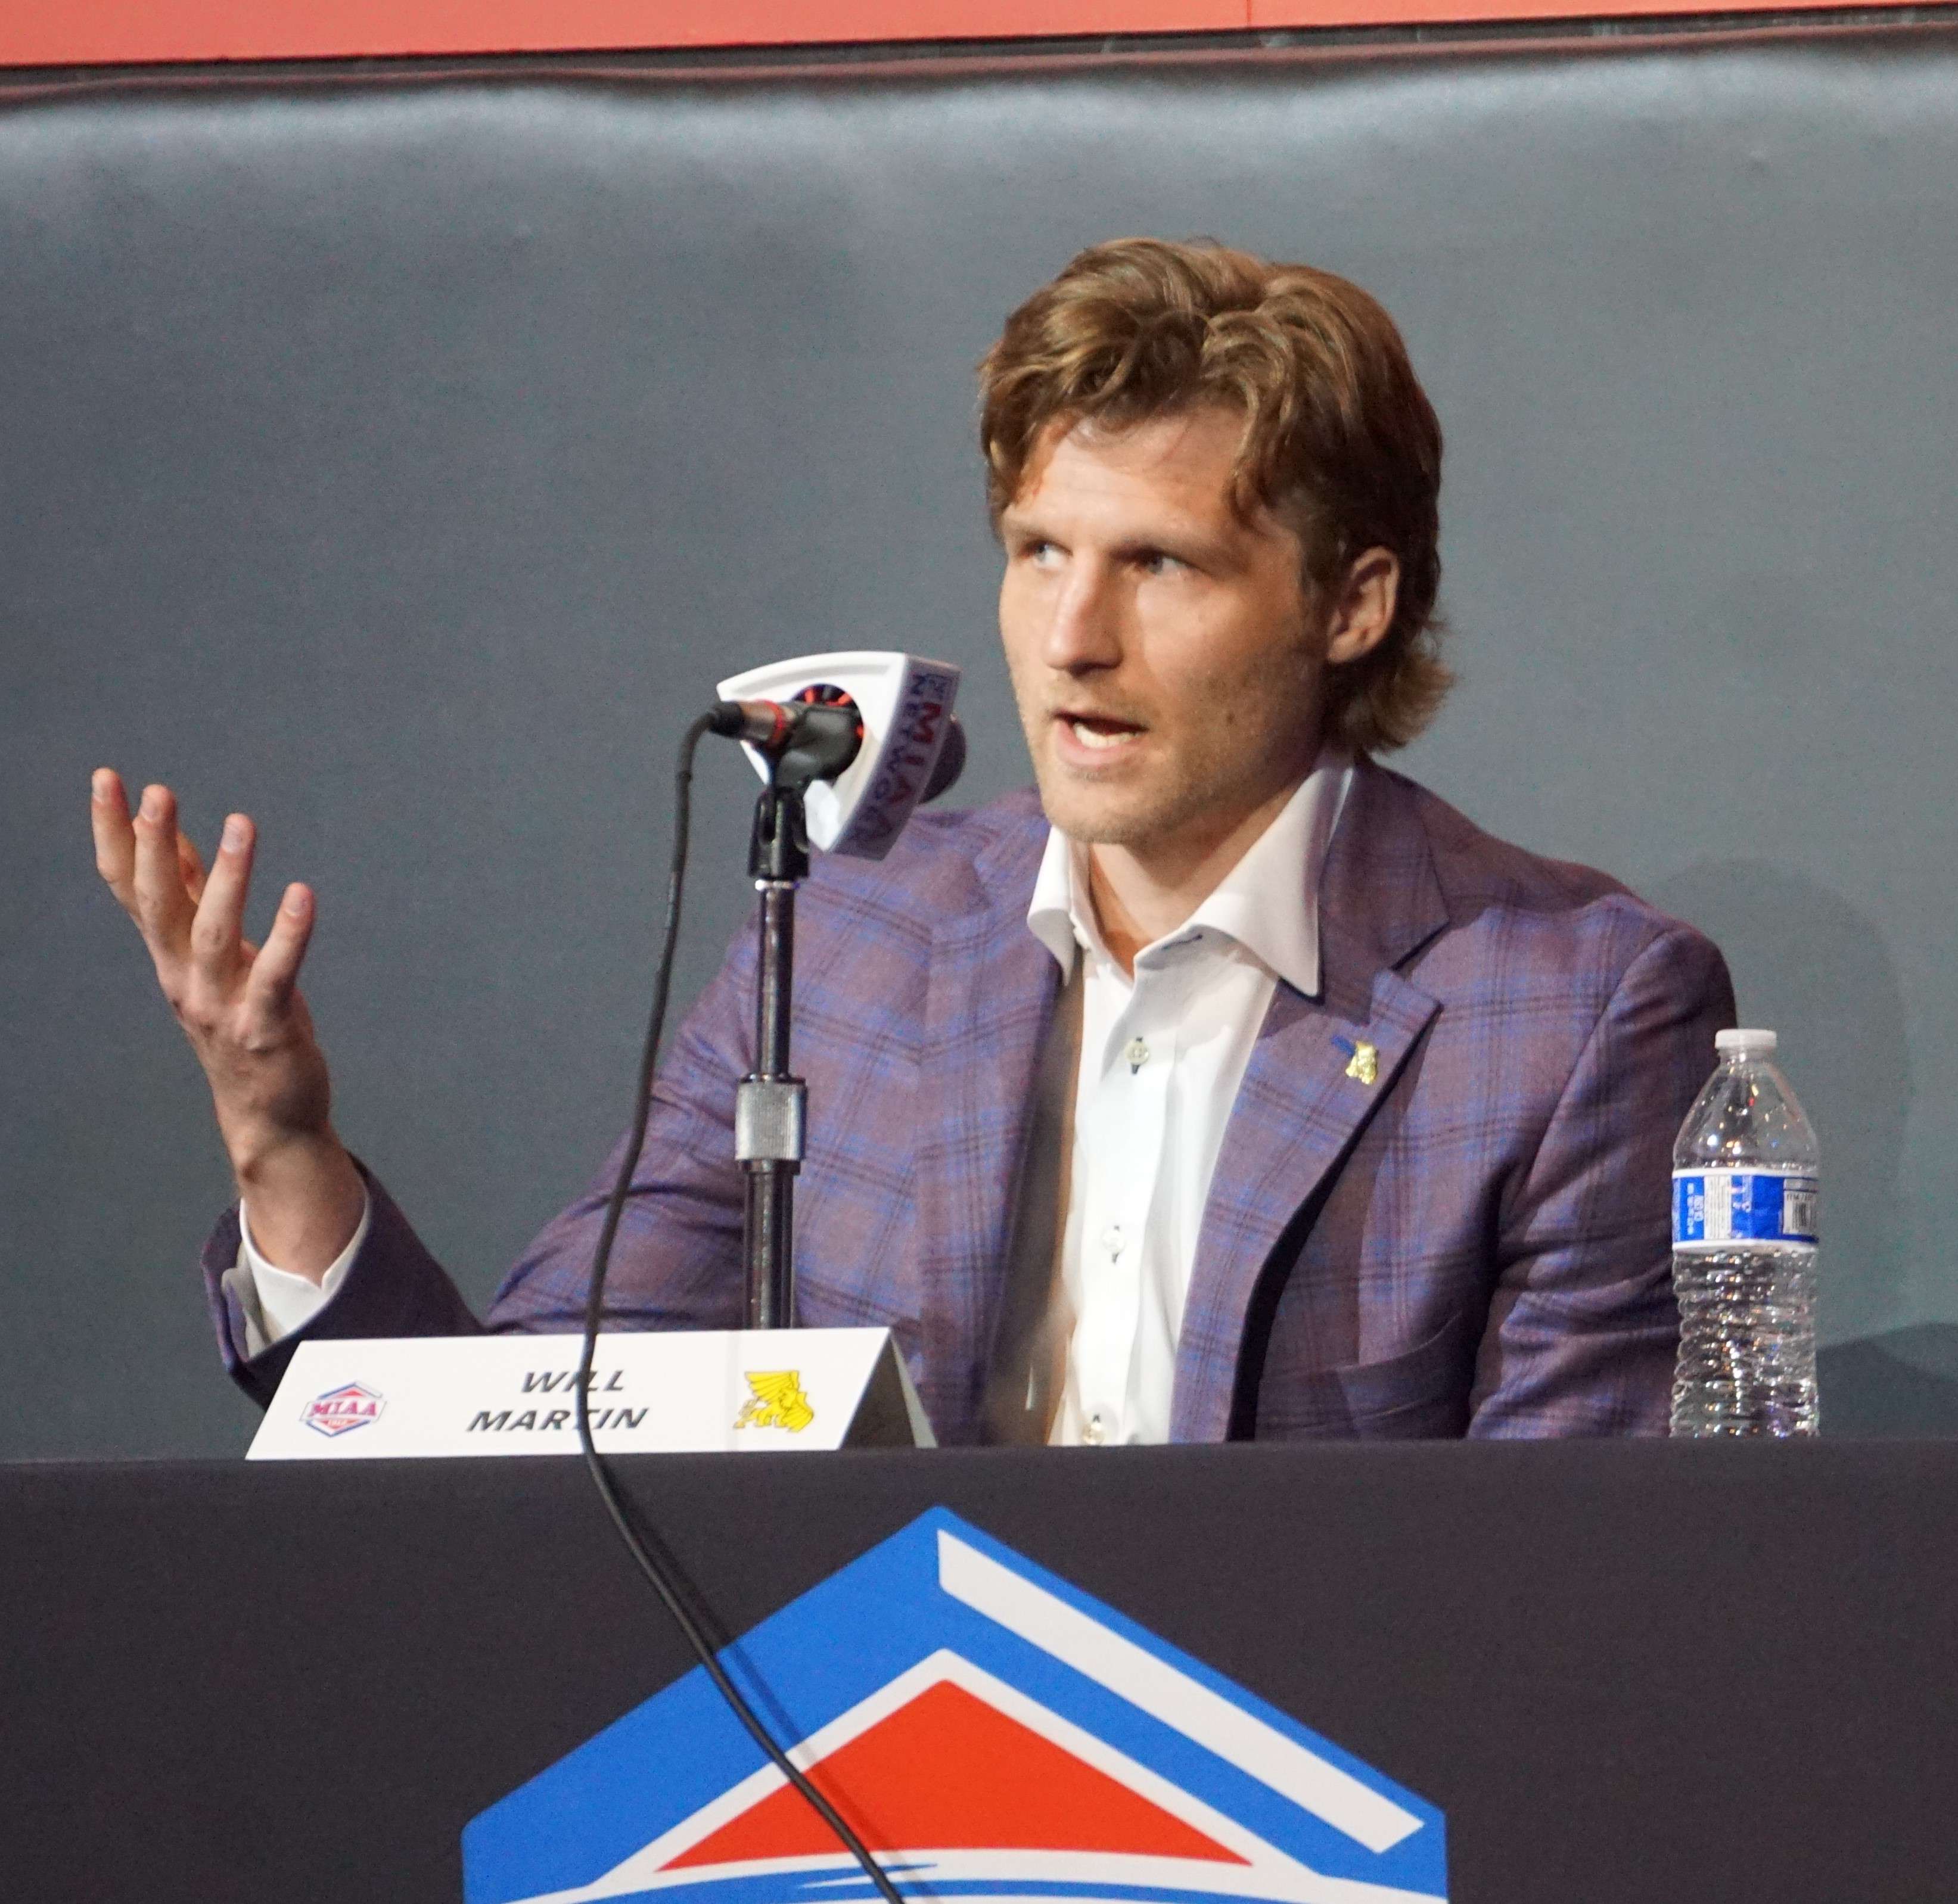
[722,685,947,1330]
[738,773,810,1330]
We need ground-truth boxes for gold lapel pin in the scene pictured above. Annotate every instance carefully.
[1334,1037,1379,1085]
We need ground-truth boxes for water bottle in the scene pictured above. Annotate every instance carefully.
[1670,1028,1820,1436]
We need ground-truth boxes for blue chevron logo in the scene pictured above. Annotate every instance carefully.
[465,1508,1447,1903]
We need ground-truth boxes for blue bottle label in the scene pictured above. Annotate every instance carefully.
[1673,1169,1819,1248]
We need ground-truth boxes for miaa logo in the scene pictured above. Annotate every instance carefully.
[302,1382,384,1439]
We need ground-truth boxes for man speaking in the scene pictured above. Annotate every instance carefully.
[91,238,1733,1444]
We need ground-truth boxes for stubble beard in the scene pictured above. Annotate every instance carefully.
[1031,756,1214,848]
[1014,635,1326,853]
[1026,713,1288,851]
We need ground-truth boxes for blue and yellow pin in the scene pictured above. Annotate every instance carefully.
[1332,1035,1379,1085]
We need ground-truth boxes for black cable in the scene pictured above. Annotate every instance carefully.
[574,710,904,1904]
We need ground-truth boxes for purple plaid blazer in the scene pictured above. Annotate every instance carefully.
[207,758,1733,1442]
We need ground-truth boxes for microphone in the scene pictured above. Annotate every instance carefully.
[710,695,966,804]
[710,695,865,784]
[710,652,965,861]
[923,713,966,803]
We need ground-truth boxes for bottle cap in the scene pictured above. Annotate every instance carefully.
[1715,1027,1777,1056]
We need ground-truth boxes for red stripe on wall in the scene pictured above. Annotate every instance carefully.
[1253,0,1850,20]
[0,0,1875,68]
[3,1,1222,68]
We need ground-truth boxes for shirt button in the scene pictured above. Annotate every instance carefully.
[1101,1223,1125,1258]
[1082,1413,1109,1446]
[1124,1037,1151,1074]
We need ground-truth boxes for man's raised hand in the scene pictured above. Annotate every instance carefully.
[91,769,366,1283]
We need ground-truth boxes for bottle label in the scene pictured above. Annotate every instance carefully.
[1673,1169,1818,1249]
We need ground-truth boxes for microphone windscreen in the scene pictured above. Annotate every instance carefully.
[923,717,966,804]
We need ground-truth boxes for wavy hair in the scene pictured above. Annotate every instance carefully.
[978,238,1450,753]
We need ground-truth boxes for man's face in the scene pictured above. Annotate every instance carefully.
[997,405,1325,858]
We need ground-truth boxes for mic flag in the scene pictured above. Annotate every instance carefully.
[715,652,964,861]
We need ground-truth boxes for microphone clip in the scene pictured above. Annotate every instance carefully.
[747,779,812,883]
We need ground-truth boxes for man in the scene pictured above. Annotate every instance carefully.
[92,238,1732,1443]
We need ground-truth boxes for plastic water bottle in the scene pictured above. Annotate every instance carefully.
[1670,1028,1820,1436]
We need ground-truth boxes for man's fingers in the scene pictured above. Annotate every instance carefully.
[244,883,316,1019]
[129,782,198,954]
[91,769,137,906]
[188,813,256,987]
[178,828,208,906]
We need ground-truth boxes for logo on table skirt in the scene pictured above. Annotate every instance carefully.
[464,1508,1448,1903]
[302,1381,384,1438]
[734,1370,815,1433]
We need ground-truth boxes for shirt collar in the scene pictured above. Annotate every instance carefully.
[1025,748,1354,997]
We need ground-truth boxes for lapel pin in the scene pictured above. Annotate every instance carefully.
[1332,1035,1379,1085]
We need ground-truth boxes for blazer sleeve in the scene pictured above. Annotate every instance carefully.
[203,919,759,1408]
[1466,919,1737,1438]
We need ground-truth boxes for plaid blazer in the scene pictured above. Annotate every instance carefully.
[209,758,1733,1442]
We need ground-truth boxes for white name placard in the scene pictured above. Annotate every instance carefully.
[247,1328,933,1460]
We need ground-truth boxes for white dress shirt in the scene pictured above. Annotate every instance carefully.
[1025,752,1352,1446]
[238,1196,367,1341]
[243,754,1353,1429]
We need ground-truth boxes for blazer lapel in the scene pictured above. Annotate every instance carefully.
[912,802,1057,1443]
[1171,761,1449,1441]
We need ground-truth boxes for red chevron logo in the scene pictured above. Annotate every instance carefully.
[666,1674,1245,1868]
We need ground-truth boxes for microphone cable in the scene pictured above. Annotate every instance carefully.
[573,709,904,1904]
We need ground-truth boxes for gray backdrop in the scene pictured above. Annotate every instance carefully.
[5,24,1956,1458]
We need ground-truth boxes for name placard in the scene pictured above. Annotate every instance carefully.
[247,1328,933,1459]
